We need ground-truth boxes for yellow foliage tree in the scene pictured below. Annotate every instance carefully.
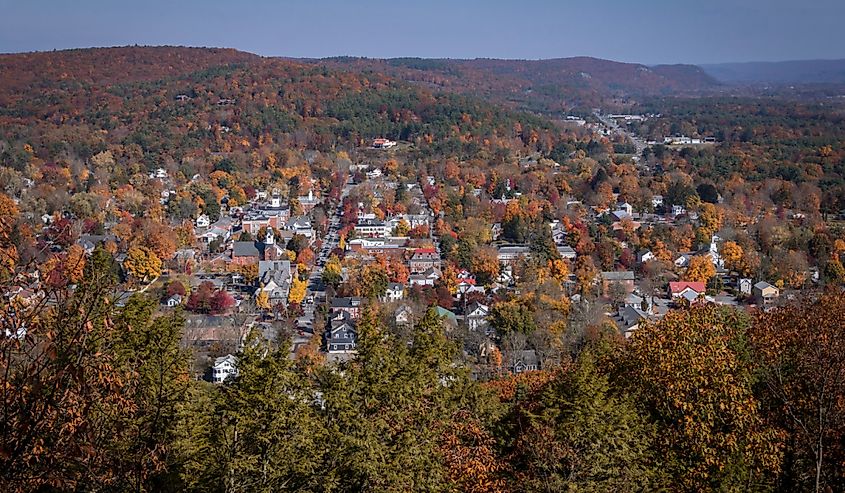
[65,244,87,284]
[720,241,744,272]
[288,277,307,305]
[684,255,716,284]
[255,289,271,311]
[698,203,723,237]
[124,246,162,283]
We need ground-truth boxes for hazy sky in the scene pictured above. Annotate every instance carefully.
[1,0,843,64]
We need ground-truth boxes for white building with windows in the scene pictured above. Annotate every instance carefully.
[212,354,238,384]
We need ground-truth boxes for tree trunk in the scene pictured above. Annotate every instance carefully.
[815,434,823,493]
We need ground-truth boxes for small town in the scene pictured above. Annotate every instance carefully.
[2,2,845,491]
[5,132,816,383]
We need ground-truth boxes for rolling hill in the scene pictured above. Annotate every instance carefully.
[314,56,720,113]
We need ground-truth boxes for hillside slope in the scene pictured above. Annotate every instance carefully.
[0,46,260,98]
[315,56,719,113]
[0,46,566,168]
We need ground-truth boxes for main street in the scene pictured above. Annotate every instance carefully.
[297,178,353,331]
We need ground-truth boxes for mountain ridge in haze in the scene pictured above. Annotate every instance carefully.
[701,59,845,84]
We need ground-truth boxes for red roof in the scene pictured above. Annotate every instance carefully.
[414,248,437,254]
[669,281,706,294]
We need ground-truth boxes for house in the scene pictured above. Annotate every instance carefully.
[327,319,357,353]
[491,223,503,241]
[637,249,655,264]
[409,267,440,287]
[164,294,183,308]
[287,216,315,241]
[674,253,692,268]
[395,304,414,326]
[651,195,664,208]
[738,278,753,295]
[372,138,397,149]
[671,204,686,216]
[409,248,440,273]
[382,282,405,302]
[212,354,238,384]
[614,202,634,218]
[623,292,647,310]
[232,241,261,265]
[257,260,293,302]
[557,245,577,260]
[465,302,490,333]
[668,281,706,301]
[331,297,364,320]
[497,264,515,285]
[457,277,484,295]
[497,245,531,265]
[297,189,320,213]
[617,305,650,337]
[354,219,390,238]
[195,214,211,228]
[601,271,635,295]
[510,350,540,374]
[365,168,383,180]
[241,193,291,233]
[753,281,780,308]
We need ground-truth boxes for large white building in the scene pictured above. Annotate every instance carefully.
[212,354,238,383]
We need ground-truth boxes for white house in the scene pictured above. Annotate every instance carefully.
[652,195,664,208]
[465,302,490,333]
[674,253,692,268]
[212,354,238,384]
[382,282,405,302]
[195,214,211,228]
[354,219,390,239]
[164,294,183,308]
[637,250,655,264]
[739,278,753,295]
[409,267,440,287]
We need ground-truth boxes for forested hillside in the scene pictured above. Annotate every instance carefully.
[0,47,565,168]
[317,56,719,113]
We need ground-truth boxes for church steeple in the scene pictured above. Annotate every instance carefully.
[265,228,275,246]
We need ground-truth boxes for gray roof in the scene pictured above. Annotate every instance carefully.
[602,271,635,281]
[258,260,292,286]
[754,281,775,290]
[511,350,539,368]
[233,241,260,257]
[328,322,357,345]
[498,245,530,255]
[331,297,364,308]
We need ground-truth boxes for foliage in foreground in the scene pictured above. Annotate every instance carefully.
[2,263,845,491]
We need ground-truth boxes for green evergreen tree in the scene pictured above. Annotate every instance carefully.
[191,331,326,493]
[109,295,191,492]
[317,306,475,491]
[523,350,664,491]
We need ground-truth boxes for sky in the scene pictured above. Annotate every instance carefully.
[1,0,844,65]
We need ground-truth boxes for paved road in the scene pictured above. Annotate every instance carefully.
[594,112,648,159]
[297,180,352,330]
